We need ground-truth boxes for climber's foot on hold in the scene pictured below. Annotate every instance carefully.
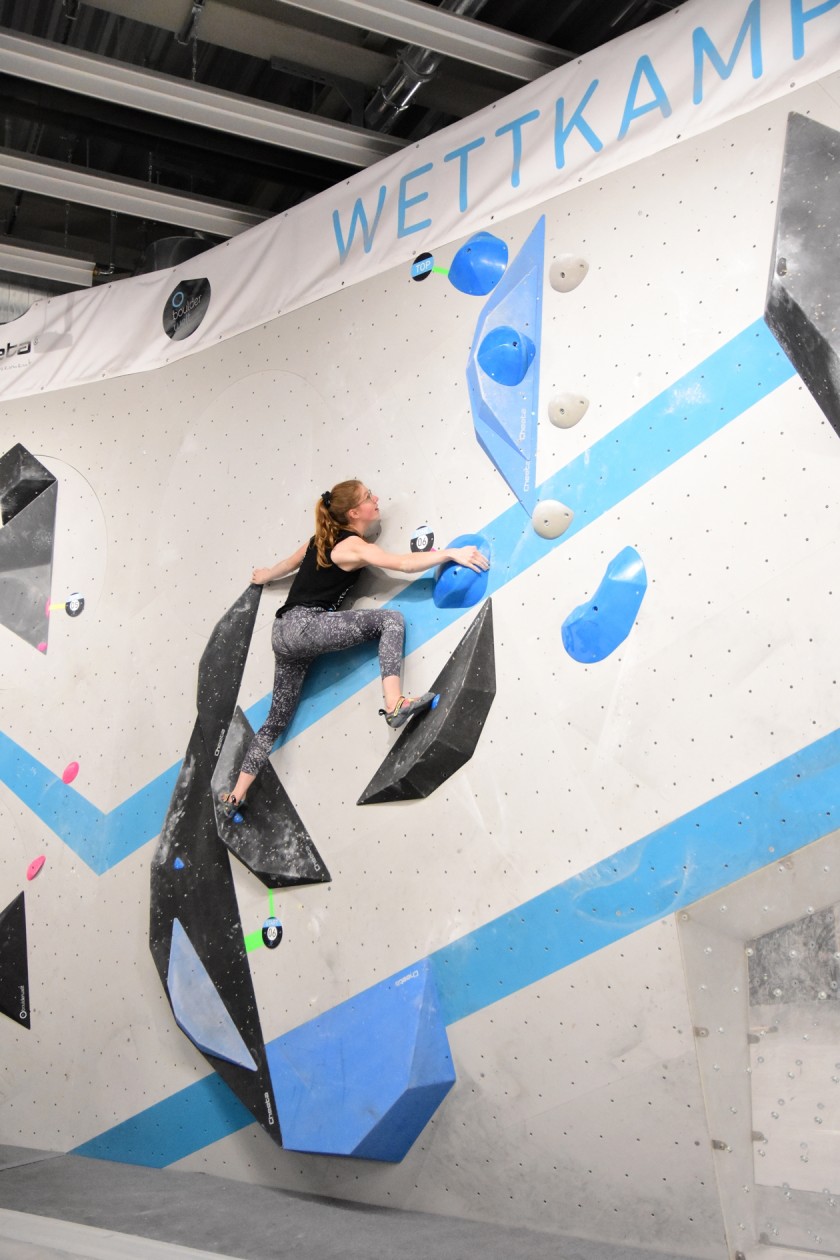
[380,692,438,730]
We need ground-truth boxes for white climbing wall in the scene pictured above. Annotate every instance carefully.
[3,14,840,1260]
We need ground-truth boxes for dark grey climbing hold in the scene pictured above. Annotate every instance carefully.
[150,587,282,1145]
[0,892,30,1029]
[211,707,331,888]
[358,600,496,804]
[765,112,840,435]
[0,444,57,650]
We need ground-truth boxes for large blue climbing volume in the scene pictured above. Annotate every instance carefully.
[267,959,455,1161]
[466,218,544,512]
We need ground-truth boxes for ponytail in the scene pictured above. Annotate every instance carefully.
[314,479,363,567]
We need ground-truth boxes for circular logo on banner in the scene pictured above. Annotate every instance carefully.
[163,278,211,341]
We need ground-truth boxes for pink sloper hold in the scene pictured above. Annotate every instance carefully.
[27,856,45,880]
[62,761,79,784]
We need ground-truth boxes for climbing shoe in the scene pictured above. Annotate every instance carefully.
[380,692,437,730]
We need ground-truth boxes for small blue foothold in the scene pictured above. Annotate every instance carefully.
[233,812,244,825]
[431,694,440,710]
[173,856,185,870]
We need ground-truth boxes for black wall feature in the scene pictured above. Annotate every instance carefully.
[0,891,30,1029]
[358,599,496,804]
[149,586,283,1146]
[0,444,57,650]
[765,112,840,434]
[211,707,331,888]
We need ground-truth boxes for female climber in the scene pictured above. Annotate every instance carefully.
[220,479,489,814]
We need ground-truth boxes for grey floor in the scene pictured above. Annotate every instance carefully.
[0,1146,683,1260]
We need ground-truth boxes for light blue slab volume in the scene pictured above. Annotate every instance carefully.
[562,546,648,662]
[267,958,455,1161]
[167,919,257,1071]
[466,216,544,511]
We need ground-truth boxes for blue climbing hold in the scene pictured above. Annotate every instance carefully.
[173,857,185,870]
[448,232,508,296]
[477,325,535,386]
[562,547,648,663]
[433,533,490,609]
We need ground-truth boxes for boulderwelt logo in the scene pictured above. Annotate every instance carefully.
[163,278,211,341]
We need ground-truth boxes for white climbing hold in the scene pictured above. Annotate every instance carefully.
[549,255,589,293]
[531,500,574,539]
[548,393,589,429]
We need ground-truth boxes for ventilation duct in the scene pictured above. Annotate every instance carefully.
[364,0,490,134]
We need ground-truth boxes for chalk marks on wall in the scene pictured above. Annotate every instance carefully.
[765,112,840,436]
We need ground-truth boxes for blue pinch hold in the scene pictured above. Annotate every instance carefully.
[433,533,490,609]
[562,547,648,663]
[477,325,536,386]
[448,231,508,296]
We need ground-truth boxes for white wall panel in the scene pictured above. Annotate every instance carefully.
[2,69,840,1260]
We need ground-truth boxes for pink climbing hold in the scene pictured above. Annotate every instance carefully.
[62,761,80,784]
[26,856,45,881]
[37,642,47,653]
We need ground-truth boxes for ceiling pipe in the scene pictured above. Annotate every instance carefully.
[364,0,490,134]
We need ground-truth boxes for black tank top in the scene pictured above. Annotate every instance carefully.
[276,531,361,617]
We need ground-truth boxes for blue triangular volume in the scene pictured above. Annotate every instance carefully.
[466,217,545,512]
[267,959,455,1161]
[166,918,257,1072]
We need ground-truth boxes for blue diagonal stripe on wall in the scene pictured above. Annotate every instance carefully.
[74,721,840,1167]
[0,318,795,872]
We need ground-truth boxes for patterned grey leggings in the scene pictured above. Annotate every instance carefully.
[240,605,405,775]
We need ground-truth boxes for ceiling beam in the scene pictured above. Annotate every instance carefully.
[0,239,95,287]
[0,30,405,169]
[273,0,569,80]
[0,76,353,192]
[77,0,502,115]
[0,148,267,237]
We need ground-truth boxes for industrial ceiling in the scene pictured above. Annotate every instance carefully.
[0,0,681,321]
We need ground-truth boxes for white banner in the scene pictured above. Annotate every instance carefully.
[0,0,838,401]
